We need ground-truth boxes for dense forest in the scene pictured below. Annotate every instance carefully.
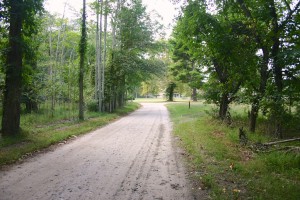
[0,0,166,136]
[0,0,300,139]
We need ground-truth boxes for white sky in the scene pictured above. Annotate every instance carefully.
[44,0,180,37]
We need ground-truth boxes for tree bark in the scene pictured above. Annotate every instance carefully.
[2,0,23,136]
[192,88,197,102]
[98,0,103,112]
[249,98,259,132]
[168,82,176,102]
[270,0,283,138]
[95,4,100,101]
[48,25,55,117]
[95,0,102,111]
[219,93,229,120]
[79,0,87,120]
[25,100,39,113]
[102,0,108,112]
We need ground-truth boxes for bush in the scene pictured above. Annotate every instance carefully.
[87,100,98,112]
[126,95,135,101]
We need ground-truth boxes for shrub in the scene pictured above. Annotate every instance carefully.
[87,100,98,112]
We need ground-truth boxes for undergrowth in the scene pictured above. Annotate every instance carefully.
[167,102,300,200]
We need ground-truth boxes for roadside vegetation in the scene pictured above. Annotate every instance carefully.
[167,102,300,200]
[1,1,299,198]
[0,0,165,137]
[0,102,139,166]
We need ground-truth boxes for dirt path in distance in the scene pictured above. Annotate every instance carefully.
[0,103,205,200]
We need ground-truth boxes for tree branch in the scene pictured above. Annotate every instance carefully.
[263,138,300,146]
[283,0,292,12]
[236,0,253,20]
[236,0,264,48]
[279,0,300,30]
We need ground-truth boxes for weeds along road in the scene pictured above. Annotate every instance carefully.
[0,103,196,200]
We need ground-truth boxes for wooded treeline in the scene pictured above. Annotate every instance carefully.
[1,0,299,138]
[170,0,300,137]
[0,0,165,136]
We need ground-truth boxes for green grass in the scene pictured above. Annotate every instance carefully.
[0,102,140,166]
[166,102,300,200]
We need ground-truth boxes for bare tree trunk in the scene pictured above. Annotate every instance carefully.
[2,0,23,136]
[249,98,259,132]
[102,0,108,112]
[98,0,104,112]
[108,0,121,112]
[270,0,283,138]
[249,49,269,132]
[219,93,229,120]
[192,88,197,101]
[48,25,55,117]
[95,0,101,102]
[79,0,87,120]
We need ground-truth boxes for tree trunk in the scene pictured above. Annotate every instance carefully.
[102,0,108,112]
[48,26,55,117]
[95,0,101,106]
[2,0,23,136]
[192,87,197,101]
[167,82,176,101]
[25,100,39,113]
[219,93,229,120]
[237,0,269,134]
[270,0,283,138]
[249,98,259,132]
[79,0,87,120]
[98,0,103,112]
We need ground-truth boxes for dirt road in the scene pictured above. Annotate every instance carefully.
[0,103,196,200]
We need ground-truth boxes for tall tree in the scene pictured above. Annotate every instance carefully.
[235,0,300,134]
[173,1,254,119]
[170,38,203,101]
[79,0,87,120]
[1,0,43,136]
[1,0,23,136]
[95,0,103,112]
[102,0,108,111]
[104,0,160,111]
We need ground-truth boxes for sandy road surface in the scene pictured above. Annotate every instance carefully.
[0,103,196,200]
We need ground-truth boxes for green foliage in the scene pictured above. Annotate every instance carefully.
[0,0,166,126]
[104,0,164,110]
[263,152,300,172]
[166,82,176,101]
[31,12,82,115]
[170,0,300,134]
[87,100,99,112]
[117,0,154,52]
[167,102,300,199]
[172,0,256,119]
[169,37,204,97]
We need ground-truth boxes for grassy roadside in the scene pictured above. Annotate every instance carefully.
[0,102,140,166]
[167,102,300,200]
